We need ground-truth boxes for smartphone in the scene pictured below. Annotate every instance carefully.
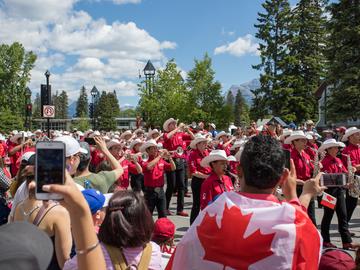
[320,173,347,187]
[283,149,291,169]
[35,141,65,200]
[84,137,96,145]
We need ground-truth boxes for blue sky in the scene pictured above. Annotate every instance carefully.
[0,0,298,107]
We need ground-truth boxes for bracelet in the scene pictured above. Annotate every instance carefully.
[76,241,100,255]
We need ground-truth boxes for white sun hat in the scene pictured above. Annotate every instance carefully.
[10,131,27,143]
[306,131,322,139]
[139,139,158,153]
[106,139,122,149]
[230,139,245,151]
[200,150,232,168]
[284,130,309,144]
[54,136,88,157]
[120,130,132,140]
[215,131,227,140]
[279,129,293,141]
[134,128,144,135]
[190,134,208,149]
[84,129,94,138]
[318,139,345,153]
[147,129,160,138]
[0,134,5,141]
[163,118,178,132]
[341,127,360,142]
[129,139,143,150]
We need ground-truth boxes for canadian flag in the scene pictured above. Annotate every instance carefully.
[166,192,322,270]
[321,192,337,210]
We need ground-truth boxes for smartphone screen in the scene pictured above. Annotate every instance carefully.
[84,137,96,145]
[36,142,65,200]
[321,173,346,187]
[283,149,291,169]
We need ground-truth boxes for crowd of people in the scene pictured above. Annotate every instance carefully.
[0,118,359,269]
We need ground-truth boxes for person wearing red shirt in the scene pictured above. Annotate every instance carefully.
[128,139,144,192]
[162,118,194,216]
[188,134,211,224]
[305,132,320,161]
[215,131,235,156]
[279,129,293,151]
[319,139,358,250]
[285,130,316,225]
[7,132,34,177]
[141,139,175,218]
[200,150,234,210]
[341,127,360,223]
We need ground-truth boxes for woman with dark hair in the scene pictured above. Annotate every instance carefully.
[64,190,162,270]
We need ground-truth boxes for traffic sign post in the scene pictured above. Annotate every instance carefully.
[43,105,55,118]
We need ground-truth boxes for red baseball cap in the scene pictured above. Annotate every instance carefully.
[319,249,355,270]
[336,126,347,133]
[153,218,175,239]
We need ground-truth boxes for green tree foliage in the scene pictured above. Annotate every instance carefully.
[252,0,292,120]
[119,108,137,117]
[138,59,188,127]
[225,91,235,123]
[0,42,36,118]
[76,86,89,117]
[96,91,121,131]
[234,90,250,126]
[0,109,24,132]
[326,0,360,121]
[72,112,90,131]
[52,90,68,119]
[33,93,42,119]
[186,54,230,128]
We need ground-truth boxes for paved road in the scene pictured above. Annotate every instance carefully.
[155,190,360,249]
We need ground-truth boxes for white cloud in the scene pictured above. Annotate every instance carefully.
[0,0,176,101]
[112,0,141,4]
[214,34,259,57]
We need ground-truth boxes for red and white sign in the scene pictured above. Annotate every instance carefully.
[321,192,337,210]
[43,105,55,118]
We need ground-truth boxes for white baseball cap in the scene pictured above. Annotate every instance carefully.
[54,136,88,157]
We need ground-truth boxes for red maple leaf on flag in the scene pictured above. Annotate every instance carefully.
[196,204,275,269]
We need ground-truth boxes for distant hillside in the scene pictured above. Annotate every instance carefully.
[228,78,260,105]
[68,101,77,117]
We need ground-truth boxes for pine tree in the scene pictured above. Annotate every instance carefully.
[234,90,250,126]
[33,93,41,119]
[253,0,292,118]
[58,90,69,119]
[76,86,89,117]
[326,0,360,121]
[226,91,234,107]
[97,91,120,131]
[281,0,327,122]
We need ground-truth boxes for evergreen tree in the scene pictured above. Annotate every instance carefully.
[234,90,250,126]
[76,86,89,117]
[186,54,229,128]
[33,93,41,119]
[281,0,327,122]
[57,91,69,119]
[326,0,360,121]
[253,0,292,118]
[226,91,234,107]
[97,91,120,131]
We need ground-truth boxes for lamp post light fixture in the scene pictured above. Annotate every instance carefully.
[90,86,100,130]
[44,70,51,137]
[143,60,156,94]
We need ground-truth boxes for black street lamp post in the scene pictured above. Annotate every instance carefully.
[45,70,51,137]
[142,60,156,127]
[25,87,32,130]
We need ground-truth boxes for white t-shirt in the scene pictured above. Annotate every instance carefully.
[8,181,28,221]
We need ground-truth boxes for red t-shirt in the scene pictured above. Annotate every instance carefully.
[291,149,314,181]
[200,172,234,210]
[163,132,192,158]
[142,156,172,187]
[217,143,231,156]
[342,143,360,175]
[321,154,348,174]
[304,142,318,161]
[188,149,211,176]
[282,143,293,151]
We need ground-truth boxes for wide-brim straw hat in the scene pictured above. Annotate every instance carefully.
[284,130,312,144]
[341,127,360,142]
[318,139,345,152]
[215,131,227,140]
[163,118,177,132]
[120,130,132,140]
[139,139,158,153]
[190,134,208,149]
[200,150,232,168]
[129,139,143,150]
[106,139,122,149]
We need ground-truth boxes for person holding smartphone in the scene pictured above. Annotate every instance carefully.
[319,139,359,250]
[12,152,72,270]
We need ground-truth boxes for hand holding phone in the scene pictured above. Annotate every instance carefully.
[35,141,65,200]
[320,173,347,187]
